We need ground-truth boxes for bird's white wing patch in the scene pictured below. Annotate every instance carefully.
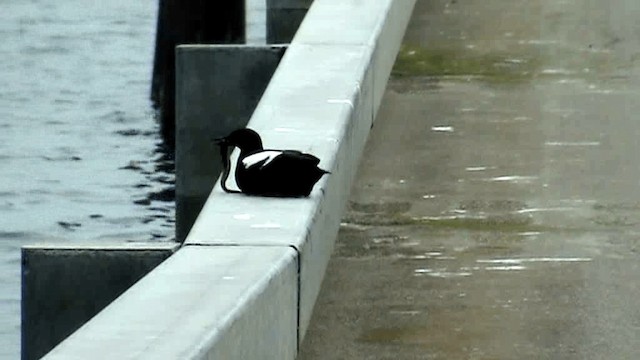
[242,151,282,169]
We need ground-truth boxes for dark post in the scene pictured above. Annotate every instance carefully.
[21,244,179,360]
[151,0,246,148]
[267,0,314,44]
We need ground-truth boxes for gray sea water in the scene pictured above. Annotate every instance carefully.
[0,0,266,356]
[0,1,169,357]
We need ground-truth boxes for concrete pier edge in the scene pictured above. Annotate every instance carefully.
[40,0,416,358]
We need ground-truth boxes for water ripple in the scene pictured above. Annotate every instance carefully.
[0,1,168,357]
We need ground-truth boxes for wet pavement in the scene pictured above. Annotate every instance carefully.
[298,0,640,359]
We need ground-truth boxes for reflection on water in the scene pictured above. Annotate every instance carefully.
[0,1,172,358]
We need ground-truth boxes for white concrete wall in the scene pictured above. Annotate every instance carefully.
[41,0,415,358]
[43,247,298,360]
[186,0,416,340]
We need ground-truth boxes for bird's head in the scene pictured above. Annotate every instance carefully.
[213,128,264,153]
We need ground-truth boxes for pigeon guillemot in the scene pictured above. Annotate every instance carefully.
[214,128,330,197]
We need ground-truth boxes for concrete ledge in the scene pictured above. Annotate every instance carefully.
[185,43,375,339]
[41,0,415,358]
[22,242,179,360]
[186,0,416,340]
[293,0,416,117]
[43,246,298,360]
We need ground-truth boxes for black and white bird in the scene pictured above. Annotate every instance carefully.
[214,128,330,197]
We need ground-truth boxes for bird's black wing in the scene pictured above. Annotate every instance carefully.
[278,150,321,167]
[239,149,327,197]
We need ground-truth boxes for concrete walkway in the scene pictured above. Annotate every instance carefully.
[299,1,640,359]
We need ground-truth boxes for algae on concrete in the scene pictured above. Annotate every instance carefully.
[392,44,540,83]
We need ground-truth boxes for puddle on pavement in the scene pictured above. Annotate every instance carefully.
[343,211,539,232]
[337,196,611,281]
[348,201,412,214]
[416,215,538,232]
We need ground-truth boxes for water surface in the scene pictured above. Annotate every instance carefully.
[0,1,171,358]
